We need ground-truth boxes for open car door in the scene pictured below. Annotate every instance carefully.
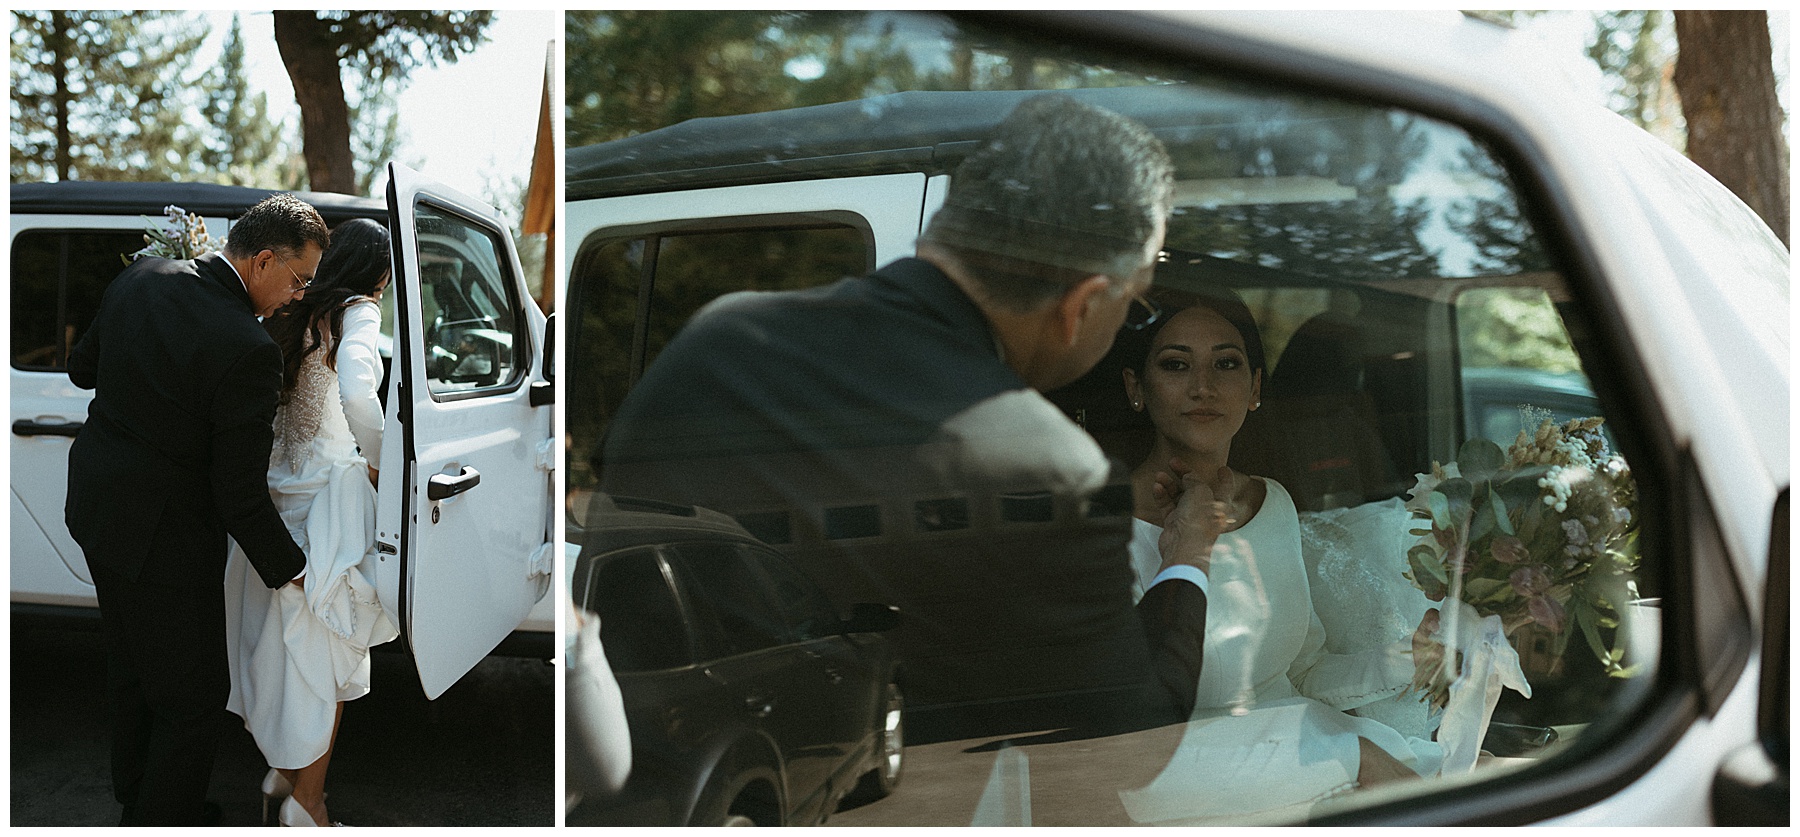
[376,162,554,699]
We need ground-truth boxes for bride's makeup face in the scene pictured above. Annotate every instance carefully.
[1125,306,1261,456]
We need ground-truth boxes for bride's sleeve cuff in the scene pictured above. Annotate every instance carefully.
[1149,564,1209,597]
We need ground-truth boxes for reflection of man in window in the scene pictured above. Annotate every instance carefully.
[601,95,1204,731]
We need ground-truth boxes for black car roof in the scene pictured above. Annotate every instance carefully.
[567,85,1246,200]
[577,495,761,557]
[10,181,386,225]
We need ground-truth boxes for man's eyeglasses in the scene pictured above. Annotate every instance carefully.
[1124,293,1162,331]
[275,255,313,292]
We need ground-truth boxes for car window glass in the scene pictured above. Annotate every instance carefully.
[10,230,144,370]
[571,11,1654,826]
[414,202,525,398]
[566,224,869,515]
[667,541,795,656]
[586,547,692,672]
[743,545,842,641]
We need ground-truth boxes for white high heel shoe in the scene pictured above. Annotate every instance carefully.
[278,795,349,827]
[262,769,294,825]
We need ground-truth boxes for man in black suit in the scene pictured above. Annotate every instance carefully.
[602,96,1210,733]
[65,194,328,825]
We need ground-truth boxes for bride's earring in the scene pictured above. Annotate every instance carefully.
[1131,399,1142,411]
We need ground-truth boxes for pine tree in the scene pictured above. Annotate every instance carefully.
[198,13,292,187]
[10,10,210,182]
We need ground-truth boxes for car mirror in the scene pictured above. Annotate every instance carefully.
[842,603,901,634]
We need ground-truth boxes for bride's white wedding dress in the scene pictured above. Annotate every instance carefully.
[225,301,398,770]
[1120,479,1440,823]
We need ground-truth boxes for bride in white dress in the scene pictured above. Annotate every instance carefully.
[1111,292,1435,823]
[225,218,399,827]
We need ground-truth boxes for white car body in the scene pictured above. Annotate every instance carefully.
[564,10,1785,826]
[11,169,555,696]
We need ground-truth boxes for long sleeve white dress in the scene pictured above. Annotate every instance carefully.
[225,301,399,770]
[1119,479,1438,824]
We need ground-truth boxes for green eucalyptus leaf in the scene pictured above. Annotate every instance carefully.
[1407,545,1448,600]
[1489,486,1514,536]
[1429,492,1452,528]
[1464,578,1508,602]
[1469,502,1496,542]
[1439,477,1474,507]
[1457,438,1507,482]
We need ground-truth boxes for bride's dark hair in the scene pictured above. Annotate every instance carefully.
[263,217,392,397]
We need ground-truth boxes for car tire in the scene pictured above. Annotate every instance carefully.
[692,756,782,827]
[853,680,904,801]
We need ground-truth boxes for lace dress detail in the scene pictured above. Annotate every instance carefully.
[1298,499,1440,741]
[272,345,336,474]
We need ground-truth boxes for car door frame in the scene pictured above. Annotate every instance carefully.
[980,9,1770,827]
[377,162,555,699]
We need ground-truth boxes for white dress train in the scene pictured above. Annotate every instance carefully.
[225,301,399,770]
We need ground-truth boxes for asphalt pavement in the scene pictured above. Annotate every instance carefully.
[10,619,554,827]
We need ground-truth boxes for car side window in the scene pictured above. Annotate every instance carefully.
[413,202,527,399]
[10,230,144,370]
[569,11,1663,826]
[566,222,870,507]
[586,547,693,672]
[667,541,795,656]
[742,544,843,641]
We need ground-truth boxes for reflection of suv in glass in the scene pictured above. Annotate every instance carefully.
[564,10,1786,828]
[1461,366,1605,447]
[11,175,555,695]
[569,494,903,827]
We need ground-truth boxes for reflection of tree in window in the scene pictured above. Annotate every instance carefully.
[1164,108,1442,285]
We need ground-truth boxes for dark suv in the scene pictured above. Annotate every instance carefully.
[569,495,903,826]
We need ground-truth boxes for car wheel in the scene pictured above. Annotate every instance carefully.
[692,759,781,826]
[854,680,904,801]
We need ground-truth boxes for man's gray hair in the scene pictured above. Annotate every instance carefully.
[920,95,1174,310]
[222,194,330,260]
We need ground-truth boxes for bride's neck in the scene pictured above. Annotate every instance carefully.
[1136,435,1230,480]
[1131,435,1233,524]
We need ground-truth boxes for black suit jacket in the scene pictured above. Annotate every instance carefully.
[1138,578,1207,719]
[65,253,304,589]
[602,257,1192,714]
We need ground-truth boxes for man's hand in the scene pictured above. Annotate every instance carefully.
[368,466,379,488]
[1155,463,1242,576]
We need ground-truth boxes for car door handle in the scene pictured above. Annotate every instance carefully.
[12,419,82,438]
[426,466,482,500]
[743,694,775,718]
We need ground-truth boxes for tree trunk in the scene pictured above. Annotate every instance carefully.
[1672,10,1788,247]
[50,11,71,181]
[273,11,356,194]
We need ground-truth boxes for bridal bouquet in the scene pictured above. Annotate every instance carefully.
[127,204,219,263]
[1403,413,1640,708]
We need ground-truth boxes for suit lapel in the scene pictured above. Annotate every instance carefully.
[196,252,255,314]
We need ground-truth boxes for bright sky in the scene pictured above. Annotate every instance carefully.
[197,10,557,201]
